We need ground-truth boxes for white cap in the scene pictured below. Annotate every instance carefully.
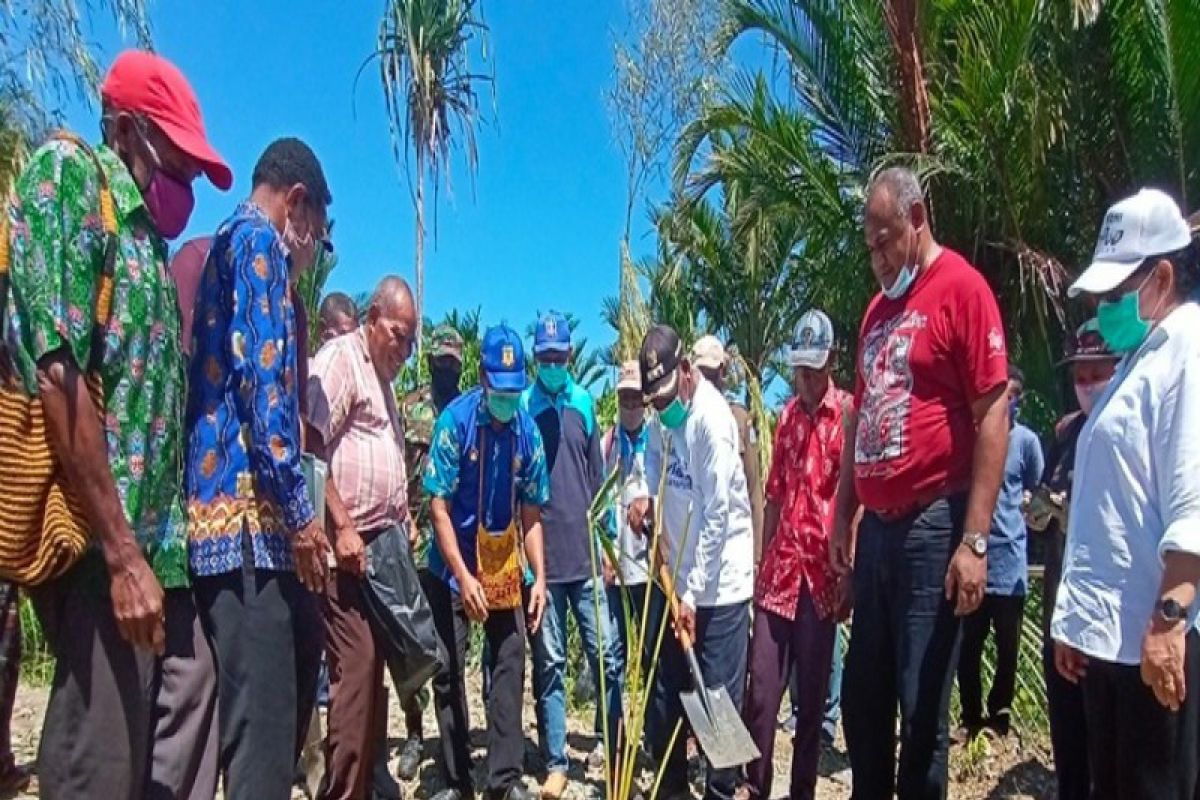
[789,309,834,369]
[1069,188,1192,298]
[616,360,641,393]
[690,335,727,371]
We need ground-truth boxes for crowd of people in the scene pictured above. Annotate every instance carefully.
[0,47,1198,800]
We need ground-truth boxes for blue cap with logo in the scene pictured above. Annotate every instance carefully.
[534,311,572,355]
[481,325,528,392]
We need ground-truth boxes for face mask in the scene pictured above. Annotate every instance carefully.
[138,136,194,239]
[538,363,569,394]
[659,397,689,430]
[1097,272,1160,355]
[619,406,645,433]
[430,365,461,404]
[486,390,521,424]
[880,226,919,300]
[1074,379,1110,416]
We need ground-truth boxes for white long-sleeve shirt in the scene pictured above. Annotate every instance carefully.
[644,376,755,609]
[1051,301,1200,665]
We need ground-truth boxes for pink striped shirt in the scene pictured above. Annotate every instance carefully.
[306,328,408,532]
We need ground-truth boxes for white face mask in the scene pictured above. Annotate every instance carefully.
[879,225,920,300]
[1074,378,1110,416]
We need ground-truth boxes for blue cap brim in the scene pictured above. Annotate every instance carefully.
[534,342,571,355]
[486,371,527,392]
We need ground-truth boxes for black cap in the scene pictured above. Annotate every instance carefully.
[639,324,683,403]
[1059,318,1117,365]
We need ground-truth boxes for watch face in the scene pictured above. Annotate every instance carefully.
[1162,599,1187,621]
[973,537,987,555]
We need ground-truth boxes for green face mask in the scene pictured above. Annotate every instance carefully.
[487,390,521,423]
[1097,273,1155,354]
[538,363,570,394]
[659,396,689,429]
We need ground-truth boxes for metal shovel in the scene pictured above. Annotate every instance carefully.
[657,564,761,770]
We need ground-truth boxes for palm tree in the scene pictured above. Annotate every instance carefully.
[371,0,492,355]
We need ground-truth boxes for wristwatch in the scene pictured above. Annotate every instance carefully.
[961,532,988,558]
[1158,597,1191,624]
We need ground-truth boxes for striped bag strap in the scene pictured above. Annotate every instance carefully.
[0,131,119,376]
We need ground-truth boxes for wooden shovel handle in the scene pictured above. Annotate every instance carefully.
[657,562,694,650]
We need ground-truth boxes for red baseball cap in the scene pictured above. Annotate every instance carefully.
[101,50,232,191]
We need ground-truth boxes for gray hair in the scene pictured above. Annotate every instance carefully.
[868,167,925,221]
[370,275,415,315]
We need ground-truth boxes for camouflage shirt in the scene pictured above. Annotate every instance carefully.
[402,385,446,565]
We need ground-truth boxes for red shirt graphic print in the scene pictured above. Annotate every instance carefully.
[852,247,1008,512]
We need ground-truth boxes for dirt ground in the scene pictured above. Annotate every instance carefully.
[4,676,1057,799]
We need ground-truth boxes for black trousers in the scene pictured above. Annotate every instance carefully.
[647,588,750,800]
[194,533,322,800]
[957,594,1025,733]
[422,569,526,799]
[843,496,965,800]
[1042,638,1089,800]
[1081,631,1200,800]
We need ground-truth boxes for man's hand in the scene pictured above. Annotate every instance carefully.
[1142,619,1188,711]
[1055,640,1088,684]
[408,518,420,548]
[829,516,854,576]
[458,572,490,623]
[293,518,330,594]
[334,525,366,577]
[527,579,547,634]
[627,497,651,537]
[602,557,617,587]
[108,548,166,655]
[944,545,986,616]
[676,600,697,645]
[833,576,855,622]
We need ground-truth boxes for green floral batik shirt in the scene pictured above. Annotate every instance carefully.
[2,139,190,588]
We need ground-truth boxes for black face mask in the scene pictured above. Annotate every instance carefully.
[430,365,462,407]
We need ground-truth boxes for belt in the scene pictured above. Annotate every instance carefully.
[871,482,969,523]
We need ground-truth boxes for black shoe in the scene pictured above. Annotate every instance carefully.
[489,783,536,800]
[396,736,424,782]
[431,789,472,800]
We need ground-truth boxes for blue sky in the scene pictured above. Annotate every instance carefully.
[62,0,669,361]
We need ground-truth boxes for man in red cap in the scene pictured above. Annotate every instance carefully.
[2,49,228,799]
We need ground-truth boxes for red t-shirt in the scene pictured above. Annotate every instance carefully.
[852,247,1007,512]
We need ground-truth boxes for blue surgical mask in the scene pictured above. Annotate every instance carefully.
[882,264,918,300]
[538,363,570,394]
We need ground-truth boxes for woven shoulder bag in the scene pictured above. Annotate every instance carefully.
[0,132,118,586]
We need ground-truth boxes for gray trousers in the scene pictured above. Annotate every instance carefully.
[30,556,157,800]
[148,589,219,800]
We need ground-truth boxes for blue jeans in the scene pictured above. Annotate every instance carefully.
[533,579,623,774]
[824,624,846,738]
[843,496,966,800]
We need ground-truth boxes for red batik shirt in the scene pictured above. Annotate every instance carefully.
[755,385,850,620]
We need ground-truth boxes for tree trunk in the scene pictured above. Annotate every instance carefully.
[883,0,932,155]
[415,149,426,362]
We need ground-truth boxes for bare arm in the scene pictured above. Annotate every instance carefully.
[522,503,545,585]
[965,385,1009,535]
[829,407,861,575]
[37,350,164,653]
[306,423,362,575]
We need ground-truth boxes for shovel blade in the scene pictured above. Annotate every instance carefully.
[679,685,761,770]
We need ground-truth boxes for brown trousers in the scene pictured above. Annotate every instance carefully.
[322,566,388,800]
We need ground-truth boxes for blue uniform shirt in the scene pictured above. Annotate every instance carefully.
[987,422,1045,596]
[424,386,550,591]
[522,377,603,584]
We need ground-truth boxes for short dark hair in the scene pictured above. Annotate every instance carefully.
[319,292,357,324]
[251,137,332,208]
[1008,363,1024,385]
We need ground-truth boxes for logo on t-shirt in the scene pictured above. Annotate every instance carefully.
[988,327,1005,355]
[856,309,926,467]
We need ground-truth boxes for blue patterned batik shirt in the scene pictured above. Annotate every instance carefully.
[184,201,314,577]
